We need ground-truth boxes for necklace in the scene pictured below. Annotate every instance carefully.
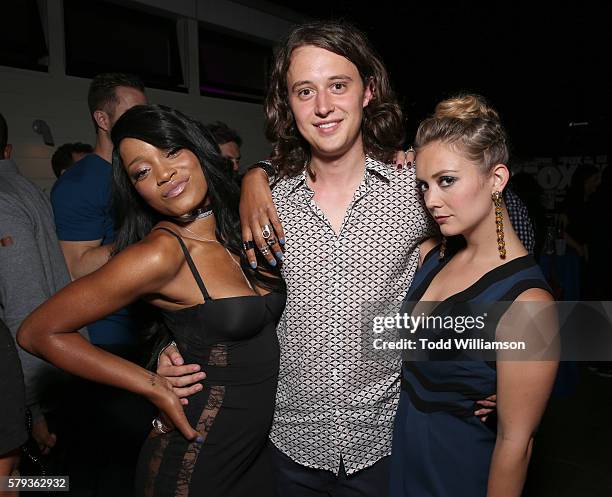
[177,208,254,290]
[193,206,213,220]
[180,227,250,287]
[171,205,213,223]
[182,226,246,272]
[182,225,217,243]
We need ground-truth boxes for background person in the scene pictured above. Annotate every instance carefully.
[205,120,243,174]
[0,318,27,497]
[0,112,82,465]
[51,142,93,178]
[49,73,154,496]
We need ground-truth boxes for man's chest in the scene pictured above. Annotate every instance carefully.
[277,197,423,283]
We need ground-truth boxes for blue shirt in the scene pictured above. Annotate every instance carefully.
[51,154,137,345]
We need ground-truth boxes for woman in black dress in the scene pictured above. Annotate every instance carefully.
[18,105,285,496]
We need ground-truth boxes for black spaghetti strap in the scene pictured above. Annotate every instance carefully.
[155,227,211,300]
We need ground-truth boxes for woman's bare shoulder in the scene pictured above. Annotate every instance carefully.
[514,287,554,302]
[114,225,185,279]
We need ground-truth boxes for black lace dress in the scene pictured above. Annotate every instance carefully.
[135,230,286,497]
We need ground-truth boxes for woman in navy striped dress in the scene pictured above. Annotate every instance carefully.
[390,95,559,497]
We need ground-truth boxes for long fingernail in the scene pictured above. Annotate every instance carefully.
[269,259,277,267]
[195,436,204,444]
[279,237,286,245]
[275,251,284,261]
[250,261,257,269]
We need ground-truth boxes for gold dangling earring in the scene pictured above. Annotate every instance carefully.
[439,236,447,260]
[492,191,506,259]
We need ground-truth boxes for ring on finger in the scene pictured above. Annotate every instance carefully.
[152,417,172,434]
[258,245,270,256]
[261,224,272,239]
[266,237,276,247]
[242,240,254,251]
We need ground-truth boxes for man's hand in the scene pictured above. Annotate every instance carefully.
[146,373,203,442]
[239,168,285,268]
[474,394,497,422]
[157,343,205,405]
[31,417,57,456]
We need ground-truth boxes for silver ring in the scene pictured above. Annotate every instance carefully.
[152,417,171,434]
[266,237,276,247]
[259,245,270,256]
[261,224,272,239]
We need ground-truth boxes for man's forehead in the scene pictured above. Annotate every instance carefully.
[288,45,358,79]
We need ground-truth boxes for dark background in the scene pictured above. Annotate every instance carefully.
[268,2,610,159]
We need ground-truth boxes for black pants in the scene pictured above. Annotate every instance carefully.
[270,442,390,497]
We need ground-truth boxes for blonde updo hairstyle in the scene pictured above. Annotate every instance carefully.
[415,94,508,173]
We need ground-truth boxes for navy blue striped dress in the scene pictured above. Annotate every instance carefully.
[389,246,550,497]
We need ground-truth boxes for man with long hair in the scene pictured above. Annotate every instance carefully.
[159,21,493,496]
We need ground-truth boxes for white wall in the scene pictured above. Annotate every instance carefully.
[0,68,273,192]
[0,0,305,192]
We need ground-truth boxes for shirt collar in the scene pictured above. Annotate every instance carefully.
[283,155,392,197]
[364,155,392,182]
[284,169,308,196]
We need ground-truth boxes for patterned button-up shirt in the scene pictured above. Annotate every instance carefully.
[269,156,435,474]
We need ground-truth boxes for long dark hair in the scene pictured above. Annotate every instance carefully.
[110,104,284,293]
[265,20,404,177]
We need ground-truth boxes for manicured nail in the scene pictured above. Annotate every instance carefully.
[275,251,284,261]
[268,259,277,267]
[195,436,204,444]
[279,237,286,245]
[250,261,257,269]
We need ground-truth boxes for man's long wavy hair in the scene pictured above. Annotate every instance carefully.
[265,21,404,177]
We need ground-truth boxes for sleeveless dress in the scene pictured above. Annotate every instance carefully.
[135,229,286,497]
[389,247,550,497]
